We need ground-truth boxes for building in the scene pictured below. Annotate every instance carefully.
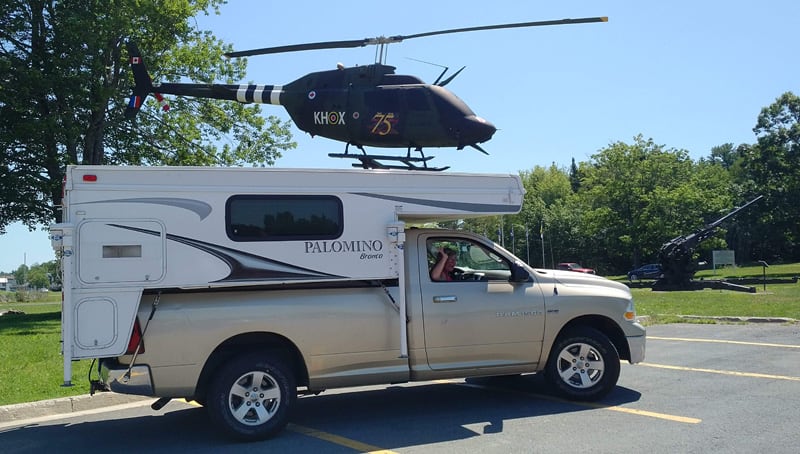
[0,276,17,291]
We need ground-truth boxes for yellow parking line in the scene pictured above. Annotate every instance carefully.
[288,424,398,453]
[457,383,701,424]
[567,399,701,424]
[639,362,800,381]
[648,336,800,349]
[181,400,396,452]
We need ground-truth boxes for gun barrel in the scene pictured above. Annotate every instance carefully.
[704,195,763,229]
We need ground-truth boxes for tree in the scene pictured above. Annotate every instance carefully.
[706,143,739,170]
[12,264,29,288]
[568,157,582,193]
[579,135,732,272]
[27,266,50,289]
[739,91,800,261]
[0,0,296,233]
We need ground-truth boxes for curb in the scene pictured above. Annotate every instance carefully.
[677,315,797,324]
[0,393,150,424]
[637,315,798,324]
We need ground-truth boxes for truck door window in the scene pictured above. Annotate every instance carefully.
[427,238,511,282]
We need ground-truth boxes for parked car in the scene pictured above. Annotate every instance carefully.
[627,263,663,280]
[557,262,596,274]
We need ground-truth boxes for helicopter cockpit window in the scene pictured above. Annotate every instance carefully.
[365,89,401,110]
[405,89,431,111]
[380,74,425,85]
[429,85,475,116]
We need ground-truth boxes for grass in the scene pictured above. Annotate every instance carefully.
[616,262,800,324]
[1,263,798,406]
[0,299,93,406]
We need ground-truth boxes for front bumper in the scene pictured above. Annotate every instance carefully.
[100,359,155,396]
[626,333,646,364]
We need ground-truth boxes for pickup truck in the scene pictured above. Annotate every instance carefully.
[98,228,645,441]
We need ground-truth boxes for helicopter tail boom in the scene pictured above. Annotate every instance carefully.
[125,42,156,120]
[125,41,284,121]
[150,83,284,105]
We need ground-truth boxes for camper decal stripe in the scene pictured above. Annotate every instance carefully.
[108,224,342,282]
[352,193,521,213]
[77,198,212,220]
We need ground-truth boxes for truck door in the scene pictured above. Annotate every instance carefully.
[417,235,545,371]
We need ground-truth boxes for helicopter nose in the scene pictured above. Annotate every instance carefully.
[461,115,496,145]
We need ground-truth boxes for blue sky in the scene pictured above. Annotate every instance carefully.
[2,0,798,272]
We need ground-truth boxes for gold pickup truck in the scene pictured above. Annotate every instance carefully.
[98,228,645,441]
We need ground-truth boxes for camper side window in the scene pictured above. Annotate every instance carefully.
[226,195,343,241]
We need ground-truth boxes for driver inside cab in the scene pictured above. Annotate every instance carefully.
[431,247,458,281]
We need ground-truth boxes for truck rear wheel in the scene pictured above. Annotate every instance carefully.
[545,327,620,401]
[207,353,295,441]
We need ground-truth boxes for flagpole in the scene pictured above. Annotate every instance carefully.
[525,227,530,265]
[540,222,546,268]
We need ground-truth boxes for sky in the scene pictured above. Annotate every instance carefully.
[1,0,798,273]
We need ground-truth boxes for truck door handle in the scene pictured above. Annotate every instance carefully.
[433,295,458,304]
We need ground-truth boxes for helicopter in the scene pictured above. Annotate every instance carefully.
[126,16,607,170]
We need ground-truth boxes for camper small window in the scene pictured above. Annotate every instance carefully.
[226,195,343,241]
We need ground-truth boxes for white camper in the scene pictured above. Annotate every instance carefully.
[51,166,524,378]
[51,165,645,441]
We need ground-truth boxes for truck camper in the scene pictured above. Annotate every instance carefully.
[51,165,645,441]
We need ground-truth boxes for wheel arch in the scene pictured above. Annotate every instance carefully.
[552,315,631,362]
[194,332,309,401]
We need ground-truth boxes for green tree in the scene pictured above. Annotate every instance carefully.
[505,165,586,268]
[579,135,732,272]
[12,264,29,287]
[706,143,739,170]
[739,91,800,261]
[0,0,296,233]
[568,157,582,193]
[27,266,50,289]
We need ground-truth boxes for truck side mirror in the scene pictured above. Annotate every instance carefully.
[510,263,530,283]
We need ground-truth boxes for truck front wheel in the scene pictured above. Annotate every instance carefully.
[207,353,295,441]
[545,327,620,401]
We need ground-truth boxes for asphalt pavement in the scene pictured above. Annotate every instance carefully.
[2,316,795,426]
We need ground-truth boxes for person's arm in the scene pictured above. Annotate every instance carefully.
[430,248,448,281]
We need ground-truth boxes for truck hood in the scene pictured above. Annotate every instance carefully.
[533,269,631,295]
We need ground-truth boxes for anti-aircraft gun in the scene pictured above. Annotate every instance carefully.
[652,195,762,292]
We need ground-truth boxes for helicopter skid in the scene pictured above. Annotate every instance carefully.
[328,153,449,171]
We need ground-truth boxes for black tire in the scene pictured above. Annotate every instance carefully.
[630,274,638,281]
[545,327,620,401]
[207,352,295,441]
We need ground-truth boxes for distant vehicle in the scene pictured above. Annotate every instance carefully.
[557,262,596,274]
[627,264,663,280]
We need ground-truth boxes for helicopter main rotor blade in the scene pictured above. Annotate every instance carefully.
[225,39,373,58]
[225,16,607,58]
[400,16,607,41]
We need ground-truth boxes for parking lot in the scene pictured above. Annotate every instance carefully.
[2,323,799,453]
